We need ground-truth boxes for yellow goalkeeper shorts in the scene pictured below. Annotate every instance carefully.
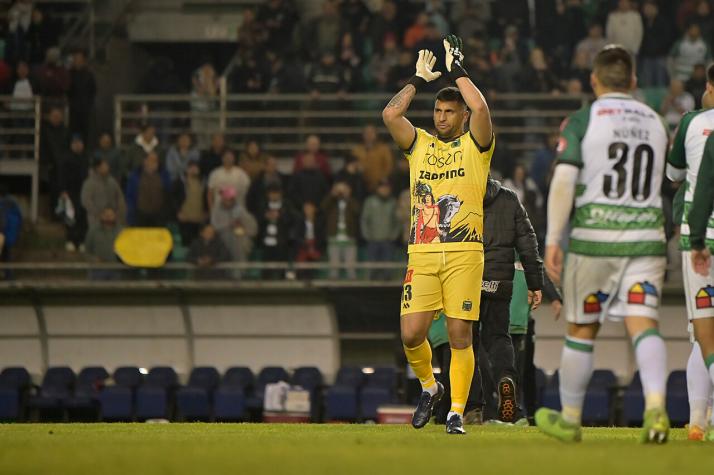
[400,250,484,321]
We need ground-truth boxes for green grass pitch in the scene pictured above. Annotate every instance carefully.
[0,424,710,475]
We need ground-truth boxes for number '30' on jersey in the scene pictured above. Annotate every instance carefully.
[556,93,669,257]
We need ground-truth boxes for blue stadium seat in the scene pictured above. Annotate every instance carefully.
[540,371,560,410]
[175,367,220,421]
[135,367,178,420]
[325,367,365,421]
[582,370,616,425]
[100,367,144,421]
[66,367,110,419]
[360,367,397,420]
[0,367,32,421]
[28,367,76,420]
[213,367,255,422]
[622,372,645,426]
[292,367,324,420]
[247,366,291,411]
[666,370,688,427]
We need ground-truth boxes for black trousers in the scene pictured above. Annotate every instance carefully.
[478,297,517,385]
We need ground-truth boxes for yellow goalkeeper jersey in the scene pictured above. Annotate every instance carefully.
[404,127,494,253]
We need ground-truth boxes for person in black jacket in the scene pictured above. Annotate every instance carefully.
[475,177,545,422]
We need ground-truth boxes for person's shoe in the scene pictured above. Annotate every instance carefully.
[463,408,482,425]
[497,376,517,423]
[446,413,466,435]
[535,408,582,442]
[640,408,670,444]
[411,382,444,429]
[65,241,76,252]
[688,424,706,441]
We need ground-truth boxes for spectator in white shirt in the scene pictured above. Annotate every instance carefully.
[207,149,250,210]
[10,61,33,111]
[606,0,643,55]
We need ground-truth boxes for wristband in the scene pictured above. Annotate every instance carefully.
[407,75,427,91]
[449,62,469,81]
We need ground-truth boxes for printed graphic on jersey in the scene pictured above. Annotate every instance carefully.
[404,269,413,284]
[409,181,481,244]
[695,285,714,309]
[583,291,609,313]
[627,281,658,307]
[462,300,472,312]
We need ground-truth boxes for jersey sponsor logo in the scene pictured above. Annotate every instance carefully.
[695,286,714,309]
[404,269,413,284]
[419,168,466,181]
[481,280,500,293]
[424,150,463,169]
[576,206,661,229]
[627,281,658,307]
[583,290,609,313]
[597,107,656,119]
[462,300,473,312]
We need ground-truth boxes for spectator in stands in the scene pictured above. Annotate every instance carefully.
[10,61,33,112]
[387,49,416,91]
[258,185,294,279]
[606,0,643,55]
[492,0,531,37]
[81,157,126,230]
[246,156,288,217]
[58,135,89,252]
[351,124,394,193]
[492,24,529,92]
[639,0,672,87]
[574,23,608,69]
[41,106,70,208]
[207,149,250,210]
[94,133,123,183]
[211,186,258,263]
[335,155,367,203]
[0,54,11,94]
[68,50,95,143]
[403,12,429,49]
[389,156,410,197]
[530,132,559,197]
[370,35,401,91]
[125,124,161,180]
[289,151,330,208]
[173,160,206,247]
[689,0,714,48]
[257,0,299,55]
[32,47,69,101]
[520,47,561,94]
[451,0,491,43]
[686,63,708,109]
[0,184,22,270]
[200,133,226,178]
[238,138,269,181]
[268,52,306,93]
[370,1,402,54]
[361,179,400,280]
[231,51,270,93]
[5,0,32,64]
[307,52,351,97]
[191,62,220,149]
[340,0,372,46]
[26,7,56,65]
[424,0,449,36]
[84,207,122,263]
[166,132,200,183]
[322,180,360,280]
[293,134,331,180]
[503,164,544,236]
[339,32,363,91]
[293,201,324,279]
[669,22,712,81]
[661,79,696,130]
[236,8,267,55]
[187,223,230,272]
[464,36,496,92]
[413,22,445,76]
[568,50,593,93]
[308,0,341,58]
[125,151,171,227]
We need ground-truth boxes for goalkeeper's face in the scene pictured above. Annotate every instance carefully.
[433,100,468,139]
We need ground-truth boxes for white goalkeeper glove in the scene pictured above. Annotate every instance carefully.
[415,49,442,82]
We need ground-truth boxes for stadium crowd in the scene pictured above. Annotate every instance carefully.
[1,0,714,275]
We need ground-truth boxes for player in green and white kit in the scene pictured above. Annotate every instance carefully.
[536,46,671,443]
[667,63,714,441]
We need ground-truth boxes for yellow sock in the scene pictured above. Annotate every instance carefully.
[403,340,436,391]
[449,346,475,415]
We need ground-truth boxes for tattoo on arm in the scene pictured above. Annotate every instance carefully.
[386,85,415,111]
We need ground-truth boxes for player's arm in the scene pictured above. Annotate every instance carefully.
[382,50,441,151]
[666,112,692,183]
[443,35,493,150]
[689,134,714,275]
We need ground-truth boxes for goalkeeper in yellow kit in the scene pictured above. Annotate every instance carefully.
[382,35,494,434]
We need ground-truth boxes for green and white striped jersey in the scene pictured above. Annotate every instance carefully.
[556,93,669,256]
[667,108,714,251]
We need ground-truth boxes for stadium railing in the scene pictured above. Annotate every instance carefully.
[114,92,589,158]
[0,96,42,222]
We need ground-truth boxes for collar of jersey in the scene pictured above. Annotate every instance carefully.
[435,131,468,144]
[599,92,635,100]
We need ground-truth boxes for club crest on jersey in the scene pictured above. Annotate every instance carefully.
[462,300,472,312]
[695,286,714,309]
[627,281,658,307]
[583,291,609,313]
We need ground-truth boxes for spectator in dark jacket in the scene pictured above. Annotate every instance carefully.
[84,207,122,262]
[322,181,360,280]
[258,185,294,279]
[68,50,96,143]
[639,0,672,87]
[334,155,367,203]
[58,135,89,251]
[32,47,69,100]
[292,201,325,280]
[200,133,227,178]
[94,133,124,184]
[187,224,231,279]
[81,157,126,230]
[125,151,171,226]
[246,156,289,218]
[41,107,70,207]
[289,152,329,208]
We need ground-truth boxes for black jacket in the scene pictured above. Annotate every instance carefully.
[482,179,543,299]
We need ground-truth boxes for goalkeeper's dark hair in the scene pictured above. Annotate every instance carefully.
[707,63,714,84]
[436,87,467,108]
[593,45,634,91]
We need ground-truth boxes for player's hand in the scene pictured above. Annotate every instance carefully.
[551,300,562,321]
[692,248,712,276]
[415,49,442,82]
[545,243,564,286]
[443,34,464,73]
[528,290,542,310]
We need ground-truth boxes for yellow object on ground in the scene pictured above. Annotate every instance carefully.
[114,228,173,268]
